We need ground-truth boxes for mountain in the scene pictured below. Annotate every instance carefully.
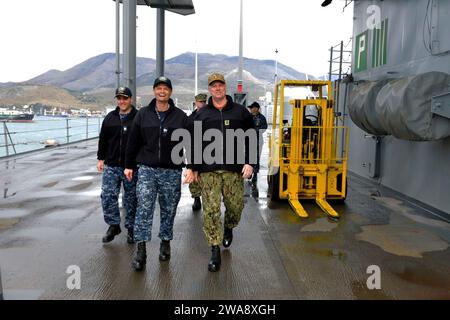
[0,84,100,110]
[2,52,310,109]
[27,53,156,92]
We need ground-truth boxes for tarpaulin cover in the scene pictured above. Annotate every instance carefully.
[349,72,450,140]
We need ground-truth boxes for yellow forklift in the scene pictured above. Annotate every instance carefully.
[267,80,348,220]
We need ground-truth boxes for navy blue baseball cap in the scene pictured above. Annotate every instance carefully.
[153,76,173,90]
[115,86,132,98]
[248,101,260,109]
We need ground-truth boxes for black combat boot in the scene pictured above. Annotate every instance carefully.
[208,245,221,272]
[127,228,134,244]
[159,240,171,261]
[223,227,233,248]
[102,225,121,243]
[192,197,201,210]
[132,242,147,271]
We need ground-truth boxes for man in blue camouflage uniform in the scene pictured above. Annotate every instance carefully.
[97,86,138,244]
[125,76,188,271]
[248,101,268,186]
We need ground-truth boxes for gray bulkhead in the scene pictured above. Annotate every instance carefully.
[342,0,450,215]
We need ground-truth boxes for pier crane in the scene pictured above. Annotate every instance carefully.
[267,80,348,219]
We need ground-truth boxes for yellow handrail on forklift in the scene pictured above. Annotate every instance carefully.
[267,80,348,220]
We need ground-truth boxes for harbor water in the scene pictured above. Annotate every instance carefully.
[0,116,103,158]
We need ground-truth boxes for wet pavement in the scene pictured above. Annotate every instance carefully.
[0,139,449,299]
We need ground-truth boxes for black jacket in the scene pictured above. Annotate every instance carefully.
[97,106,138,167]
[187,107,200,127]
[187,108,198,122]
[253,112,268,143]
[188,95,256,174]
[125,98,188,170]
[253,113,268,132]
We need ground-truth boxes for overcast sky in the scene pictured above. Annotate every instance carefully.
[0,0,354,83]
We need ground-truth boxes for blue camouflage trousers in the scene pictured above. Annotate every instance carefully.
[134,165,182,243]
[101,165,137,230]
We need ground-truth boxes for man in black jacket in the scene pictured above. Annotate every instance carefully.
[184,73,256,272]
[97,86,138,244]
[248,101,268,186]
[125,76,188,271]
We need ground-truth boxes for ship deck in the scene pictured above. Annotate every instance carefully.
[0,139,449,300]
